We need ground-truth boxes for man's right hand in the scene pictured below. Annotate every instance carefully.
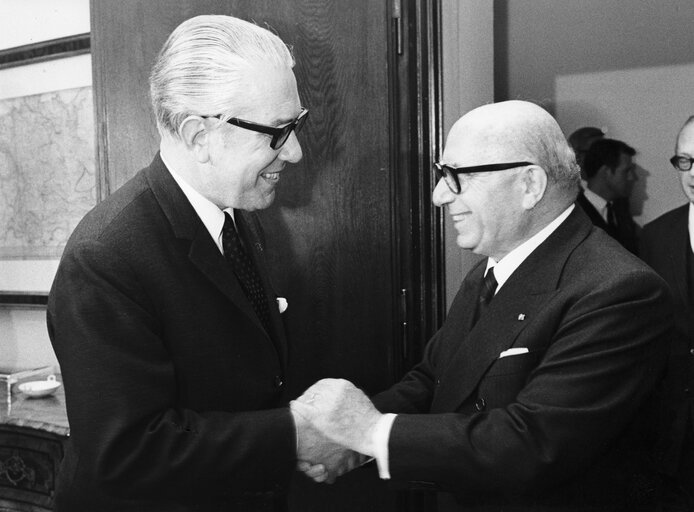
[290,404,361,483]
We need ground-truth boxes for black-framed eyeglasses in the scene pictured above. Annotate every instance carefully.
[209,107,309,150]
[670,155,694,172]
[433,161,535,194]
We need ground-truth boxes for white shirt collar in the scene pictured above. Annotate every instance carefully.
[583,187,609,221]
[160,151,232,254]
[485,204,575,292]
[689,202,694,253]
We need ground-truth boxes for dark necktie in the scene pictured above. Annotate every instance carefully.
[606,201,618,230]
[222,212,272,335]
[473,267,498,326]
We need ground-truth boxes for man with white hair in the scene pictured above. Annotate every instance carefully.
[294,101,673,511]
[47,14,333,511]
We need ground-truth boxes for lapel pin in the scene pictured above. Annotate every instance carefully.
[517,313,525,321]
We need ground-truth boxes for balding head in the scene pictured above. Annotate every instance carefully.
[445,101,580,201]
[434,101,581,260]
[675,115,694,153]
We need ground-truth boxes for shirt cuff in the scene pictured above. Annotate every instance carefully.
[371,413,397,479]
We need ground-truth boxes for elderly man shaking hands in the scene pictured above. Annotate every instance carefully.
[292,100,672,512]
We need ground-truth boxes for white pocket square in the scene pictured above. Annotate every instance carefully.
[276,297,288,314]
[499,347,529,358]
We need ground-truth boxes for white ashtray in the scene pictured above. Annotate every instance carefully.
[18,375,61,398]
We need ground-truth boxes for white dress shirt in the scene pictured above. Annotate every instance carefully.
[582,187,609,223]
[689,202,694,253]
[371,204,575,479]
[160,152,232,254]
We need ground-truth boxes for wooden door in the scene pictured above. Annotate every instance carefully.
[91,1,442,510]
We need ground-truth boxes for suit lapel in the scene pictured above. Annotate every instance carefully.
[187,227,265,331]
[665,207,689,309]
[431,206,592,412]
[432,286,556,413]
[144,153,279,351]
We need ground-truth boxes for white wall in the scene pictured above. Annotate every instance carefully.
[497,0,694,224]
[0,0,90,371]
[0,0,90,50]
[556,65,694,224]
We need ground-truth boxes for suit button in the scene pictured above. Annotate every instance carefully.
[474,398,487,411]
[689,349,694,356]
[273,375,284,388]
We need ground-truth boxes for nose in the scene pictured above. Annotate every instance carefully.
[279,132,303,163]
[432,178,454,207]
[628,167,638,182]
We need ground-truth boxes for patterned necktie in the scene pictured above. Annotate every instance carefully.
[473,267,498,326]
[222,212,272,335]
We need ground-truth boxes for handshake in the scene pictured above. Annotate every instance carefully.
[290,378,384,484]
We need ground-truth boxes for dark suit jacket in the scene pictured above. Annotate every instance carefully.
[640,204,694,483]
[47,154,295,511]
[373,206,672,511]
[577,191,640,254]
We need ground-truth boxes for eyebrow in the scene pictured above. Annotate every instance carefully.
[269,114,297,126]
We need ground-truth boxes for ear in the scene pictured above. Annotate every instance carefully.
[178,116,211,163]
[520,165,548,210]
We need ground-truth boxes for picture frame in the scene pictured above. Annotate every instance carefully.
[0,34,93,307]
[0,33,89,71]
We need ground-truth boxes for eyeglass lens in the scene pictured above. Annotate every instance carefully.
[433,164,461,194]
[274,111,308,149]
[671,156,694,171]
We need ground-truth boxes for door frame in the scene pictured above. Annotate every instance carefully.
[390,0,445,380]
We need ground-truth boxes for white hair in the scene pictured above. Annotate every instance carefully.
[149,15,295,137]
[525,121,582,198]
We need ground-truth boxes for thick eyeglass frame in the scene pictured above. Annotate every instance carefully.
[208,107,309,150]
[433,161,535,194]
[669,155,694,172]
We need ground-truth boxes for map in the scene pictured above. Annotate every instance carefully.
[0,86,96,258]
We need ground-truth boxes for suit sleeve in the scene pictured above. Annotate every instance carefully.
[371,329,443,414]
[383,268,671,494]
[372,263,486,415]
[638,223,656,265]
[47,239,296,499]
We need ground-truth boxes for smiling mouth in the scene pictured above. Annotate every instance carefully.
[261,172,280,182]
[451,212,469,221]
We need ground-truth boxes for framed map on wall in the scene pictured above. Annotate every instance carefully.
[0,35,93,304]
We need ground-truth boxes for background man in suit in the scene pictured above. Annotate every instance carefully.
[293,100,672,511]
[576,138,641,254]
[640,116,694,511]
[47,15,345,511]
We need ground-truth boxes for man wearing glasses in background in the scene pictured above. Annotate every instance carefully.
[640,116,694,511]
[47,15,343,512]
[293,100,672,511]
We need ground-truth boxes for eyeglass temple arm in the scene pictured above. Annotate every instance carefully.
[226,118,279,136]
